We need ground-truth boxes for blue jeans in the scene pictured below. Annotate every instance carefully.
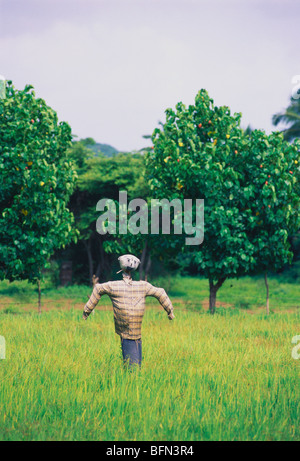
[121,338,142,368]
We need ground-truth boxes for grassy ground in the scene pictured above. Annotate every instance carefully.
[0,275,299,441]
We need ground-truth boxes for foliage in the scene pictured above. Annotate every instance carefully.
[62,145,150,283]
[66,138,96,171]
[272,96,300,142]
[146,89,300,311]
[0,81,78,283]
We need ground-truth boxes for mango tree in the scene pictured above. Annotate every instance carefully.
[146,89,300,313]
[0,81,78,311]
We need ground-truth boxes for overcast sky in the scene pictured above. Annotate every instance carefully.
[0,0,299,152]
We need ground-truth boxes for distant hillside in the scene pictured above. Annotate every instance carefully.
[87,142,119,157]
[78,138,119,157]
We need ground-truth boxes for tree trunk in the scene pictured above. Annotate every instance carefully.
[95,245,102,280]
[95,235,113,280]
[83,238,94,286]
[209,282,217,314]
[208,277,226,314]
[95,262,101,279]
[37,279,42,315]
[96,236,105,279]
[264,272,270,315]
[144,254,152,282]
[139,240,148,280]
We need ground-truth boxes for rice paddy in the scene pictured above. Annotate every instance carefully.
[0,274,299,441]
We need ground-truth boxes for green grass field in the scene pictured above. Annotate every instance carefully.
[0,275,299,441]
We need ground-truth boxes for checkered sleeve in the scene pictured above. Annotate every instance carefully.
[83,282,111,320]
[145,282,175,319]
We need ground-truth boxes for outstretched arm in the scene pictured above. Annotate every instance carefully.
[82,280,111,320]
[145,283,175,320]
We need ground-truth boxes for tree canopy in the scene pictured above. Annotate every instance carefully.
[0,81,78,283]
[145,89,300,312]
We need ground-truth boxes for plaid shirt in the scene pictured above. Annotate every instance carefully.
[83,272,174,339]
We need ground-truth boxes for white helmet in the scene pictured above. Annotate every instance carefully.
[117,254,140,273]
